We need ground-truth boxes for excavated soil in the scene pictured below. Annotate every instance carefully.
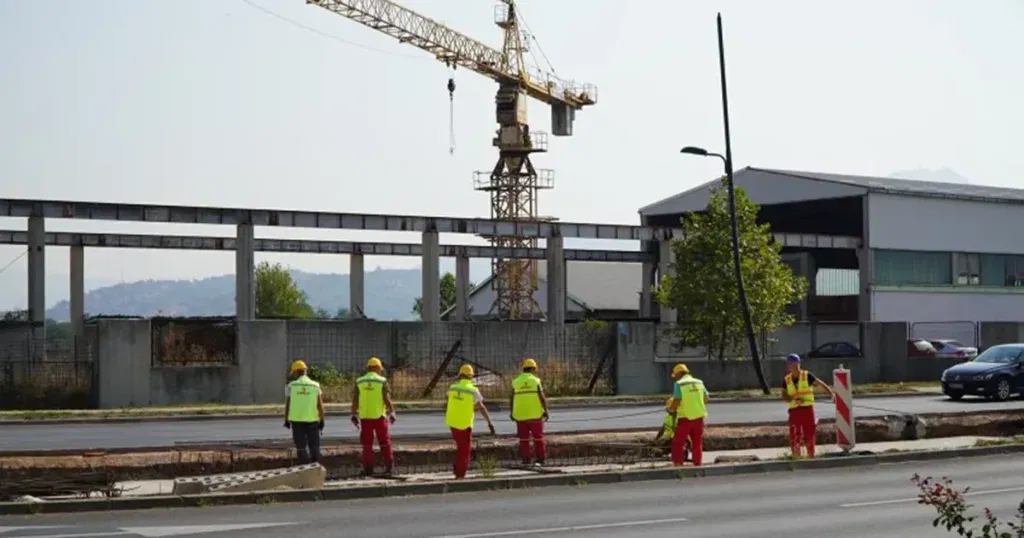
[2,412,1021,485]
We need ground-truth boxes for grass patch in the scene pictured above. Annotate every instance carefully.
[712,381,940,400]
[476,454,499,479]
[974,436,1024,448]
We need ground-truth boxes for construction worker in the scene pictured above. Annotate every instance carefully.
[444,364,496,479]
[284,360,325,464]
[782,354,835,458]
[351,357,397,477]
[510,358,549,465]
[667,363,709,466]
[655,397,691,461]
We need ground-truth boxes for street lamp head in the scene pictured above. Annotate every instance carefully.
[680,146,710,156]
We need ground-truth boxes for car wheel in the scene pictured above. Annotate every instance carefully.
[946,391,964,401]
[992,377,1012,402]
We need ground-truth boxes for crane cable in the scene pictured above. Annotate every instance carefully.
[447,71,456,155]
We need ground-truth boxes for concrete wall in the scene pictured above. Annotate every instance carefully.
[616,321,965,394]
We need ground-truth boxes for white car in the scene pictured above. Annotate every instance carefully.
[930,339,978,360]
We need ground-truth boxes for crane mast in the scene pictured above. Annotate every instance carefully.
[305,0,597,320]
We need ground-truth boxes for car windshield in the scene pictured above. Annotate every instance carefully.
[973,346,1024,364]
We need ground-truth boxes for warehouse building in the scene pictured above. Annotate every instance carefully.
[638,167,1024,330]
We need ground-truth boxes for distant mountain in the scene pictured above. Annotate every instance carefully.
[42,268,423,321]
[889,168,974,185]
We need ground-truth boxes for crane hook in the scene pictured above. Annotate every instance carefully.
[447,75,456,155]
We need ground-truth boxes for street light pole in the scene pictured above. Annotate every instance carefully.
[716,13,768,394]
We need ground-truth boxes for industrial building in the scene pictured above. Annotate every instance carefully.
[638,167,1024,329]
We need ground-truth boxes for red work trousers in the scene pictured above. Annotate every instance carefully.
[672,417,705,466]
[359,417,394,470]
[515,419,547,462]
[450,427,473,479]
[788,406,817,457]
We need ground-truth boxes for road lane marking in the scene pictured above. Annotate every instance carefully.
[841,486,1024,508]
[3,532,129,538]
[427,517,689,538]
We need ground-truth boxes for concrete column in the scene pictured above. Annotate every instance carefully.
[349,253,364,318]
[858,194,873,322]
[657,239,677,324]
[640,260,654,317]
[235,223,255,321]
[545,236,566,324]
[70,242,85,359]
[27,216,46,351]
[420,230,440,322]
[454,253,470,321]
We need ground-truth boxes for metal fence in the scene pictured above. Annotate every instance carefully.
[151,317,236,367]
[657,321,863,360]
[909,321,979,348]
[0,335,96,410]
[288,320,616,401]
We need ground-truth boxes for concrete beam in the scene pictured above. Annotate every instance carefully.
[0,198,682,241]
[0,230,654,262]
[349,253,364,318]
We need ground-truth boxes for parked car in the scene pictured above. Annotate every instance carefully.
[940,343,1024,401]
[806,341,861,358]
[908,339,938,357]
[929,339,978,360]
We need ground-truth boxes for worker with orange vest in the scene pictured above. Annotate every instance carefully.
[351,357,397,477]
[444,364,496,479]
[666,363,709,466]
[284,360,325,464]
[782,354,836,458]
[510,358,549,465]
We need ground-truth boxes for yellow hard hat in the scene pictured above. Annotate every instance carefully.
[671,363,689,376]
[522,358,538,370]
[458,364,475,377]
[367,357,383,369]
[290,360,307,373]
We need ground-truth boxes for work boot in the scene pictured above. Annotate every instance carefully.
[381,467,394,478]
[361,466,374,478]
[535,460,545,467]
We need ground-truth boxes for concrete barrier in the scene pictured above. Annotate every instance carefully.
[172,464,325,495]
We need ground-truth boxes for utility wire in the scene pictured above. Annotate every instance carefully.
[0,249,27,276]
[239,0,427,61]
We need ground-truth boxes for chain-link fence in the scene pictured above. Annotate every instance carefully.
[287,320,616,402]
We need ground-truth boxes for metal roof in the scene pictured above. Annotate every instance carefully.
[639,167,1024,217]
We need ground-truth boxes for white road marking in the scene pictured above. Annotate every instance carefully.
[841,486,1024,508]
[0,528,68,536]
[2,532,128,538]
[121,523,299,537]
[428,517,689,538]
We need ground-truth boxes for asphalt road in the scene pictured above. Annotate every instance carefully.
[3,453,1023,537]
[2,394,1022,452]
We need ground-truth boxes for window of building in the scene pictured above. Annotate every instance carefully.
[874,250,951,286]
[954,252,981,286]
[1006,256,1024,286]
[981,254,1007,286]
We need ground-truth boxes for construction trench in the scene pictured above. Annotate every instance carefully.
[2,410,1022,501]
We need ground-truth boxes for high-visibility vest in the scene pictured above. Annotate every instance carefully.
[785,370,815,409]
[511,373,544,421]
[356,372,387,420]
[287,375,321,423]
[662,412,676,441]
[676,375,708,420]
[445,379,478,430]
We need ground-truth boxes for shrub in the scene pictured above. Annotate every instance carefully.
[912,474,1024,537]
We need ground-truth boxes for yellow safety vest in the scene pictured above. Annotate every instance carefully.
[287,375,321,423]
[445,379,478,431]
[511,373,544,421]
[676,376,708,420]
[662,412,676,441]
[785,370,815,409]
[356,372,387,420]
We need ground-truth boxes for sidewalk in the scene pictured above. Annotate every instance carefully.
[109,435,990,498]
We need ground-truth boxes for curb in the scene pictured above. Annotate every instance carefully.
[3,443,1021,515]
[0,391,942,427]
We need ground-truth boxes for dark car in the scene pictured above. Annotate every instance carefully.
[806,341,861,358]
[940,343,1024,401]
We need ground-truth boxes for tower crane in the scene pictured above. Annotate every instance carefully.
[305,0,597,320]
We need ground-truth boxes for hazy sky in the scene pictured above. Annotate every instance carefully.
[1,0,1022,309]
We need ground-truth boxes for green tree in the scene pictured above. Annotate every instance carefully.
[314,307,350,319]
[655,179,808,389]
[413,272,473,319]
[255,261,315,319]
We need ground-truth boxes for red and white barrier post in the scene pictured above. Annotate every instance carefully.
[833,365,855,453]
